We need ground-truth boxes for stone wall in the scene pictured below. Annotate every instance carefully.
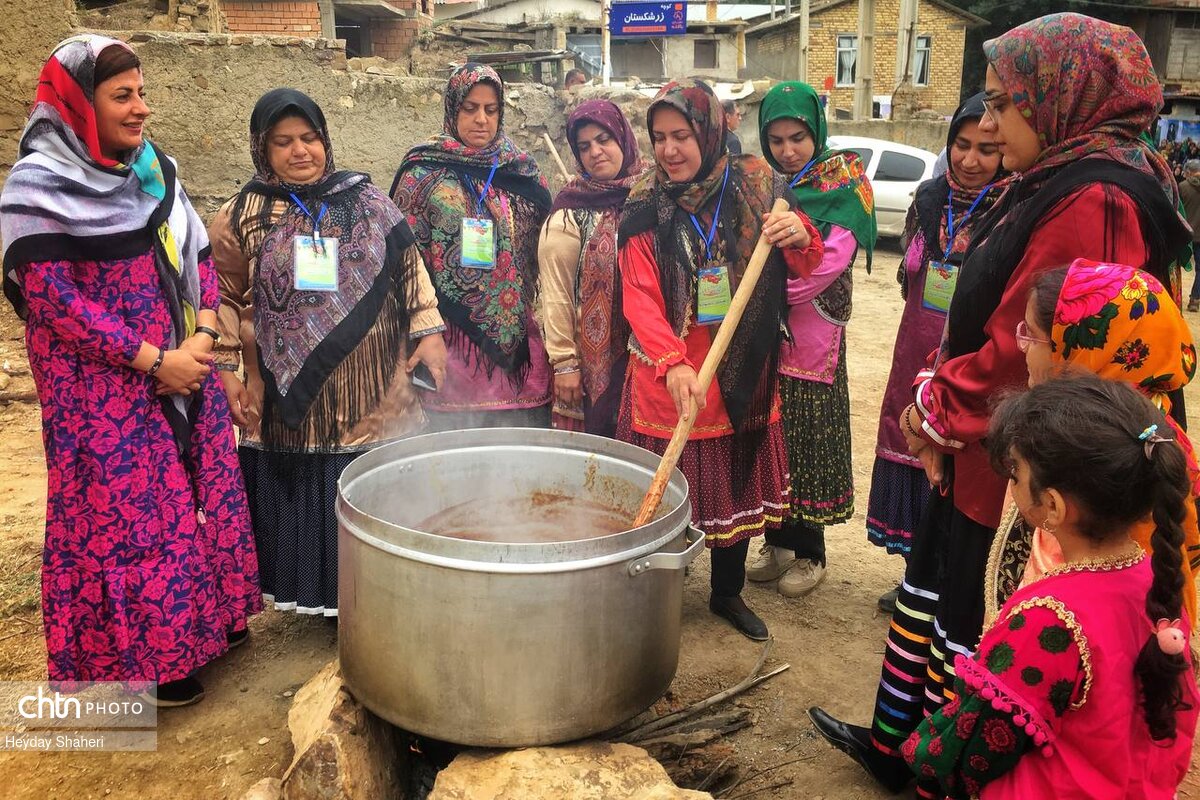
[0,1,73,177]
[1167,23,1200,94]
[748,0,976,115]
[112,32,563,213]
[223,0,322,36]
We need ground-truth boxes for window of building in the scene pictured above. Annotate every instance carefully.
[913,35,932,86]
[694,39,718,69]
[836,35,857,87]
[875,151,928,182]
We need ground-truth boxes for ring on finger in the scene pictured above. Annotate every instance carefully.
[788,225,797,236]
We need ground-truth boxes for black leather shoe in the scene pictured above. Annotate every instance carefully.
[807,706,913,794]
[708,594,769,641]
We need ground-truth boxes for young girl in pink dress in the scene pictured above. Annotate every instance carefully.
[902,373,1198,798]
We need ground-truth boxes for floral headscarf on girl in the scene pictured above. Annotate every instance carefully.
[391,63,551,378]
[1048,259,1200,586]
[758,81,876,268]
[619,79,791,436]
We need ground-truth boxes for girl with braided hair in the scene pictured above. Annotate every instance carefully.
[986,259,1200,626]
[902,373,1197,798]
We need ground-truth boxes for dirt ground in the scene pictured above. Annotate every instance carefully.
[1,243,1199,799]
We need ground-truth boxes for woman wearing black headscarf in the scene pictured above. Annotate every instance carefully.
[865,93,1004,609]
[210,89,447,618]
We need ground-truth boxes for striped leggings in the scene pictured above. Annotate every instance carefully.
[868,485,995,798]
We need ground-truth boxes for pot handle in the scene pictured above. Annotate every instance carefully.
[626,525,706,577]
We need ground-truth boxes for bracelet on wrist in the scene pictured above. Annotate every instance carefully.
[195,325,220,343]
[554,366,581,375]
[213,363,240,373]
[147,349,165,377]
[903,404,921,439]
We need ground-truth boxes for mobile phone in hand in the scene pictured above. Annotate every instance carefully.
[411,362,438,392]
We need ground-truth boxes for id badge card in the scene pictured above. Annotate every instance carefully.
[461,217,496,269]
[294,236,339,292]
[922,260,959,314]
[697,263,733,325]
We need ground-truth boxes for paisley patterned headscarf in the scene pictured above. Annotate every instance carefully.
[550,99,645,214]
[391,63,551,378]
[548,99,645,407]
[392,63,551,208]
[619,79,790,436]
[983,13,1178,207]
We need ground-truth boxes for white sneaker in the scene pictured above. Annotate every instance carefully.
[779,559,826,598]
[746,544,796,582]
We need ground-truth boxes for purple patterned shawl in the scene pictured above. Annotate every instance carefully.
[230,89,418,446]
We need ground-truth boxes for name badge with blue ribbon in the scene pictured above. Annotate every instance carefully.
[922,184,993,314]
[290,193,338,292]
[461,157,499,269]
[691,163,732,326]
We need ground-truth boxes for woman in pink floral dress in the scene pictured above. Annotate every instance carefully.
[0,36,260,706]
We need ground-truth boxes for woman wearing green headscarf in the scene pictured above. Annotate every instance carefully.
[746,81,877,598]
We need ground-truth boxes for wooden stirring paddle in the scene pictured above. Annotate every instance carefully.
[632,197,792,528]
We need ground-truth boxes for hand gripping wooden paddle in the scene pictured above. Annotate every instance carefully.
[632,197,792,528]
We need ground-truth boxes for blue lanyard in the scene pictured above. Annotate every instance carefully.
[289,192,328,238]
[943,184,993,262]
[688,163,730,262]
[789,158,817,187]
[470,158,500,218]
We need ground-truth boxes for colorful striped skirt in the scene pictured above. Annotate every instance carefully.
[617,400,790,548]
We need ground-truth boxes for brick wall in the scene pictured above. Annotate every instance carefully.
[808,0,972,114]
[224,1,321,36]
[368,0,430,60]
[749,0,973,115]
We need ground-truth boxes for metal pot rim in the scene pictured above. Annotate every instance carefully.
[337,427,691,564]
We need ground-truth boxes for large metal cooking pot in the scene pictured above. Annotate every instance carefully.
[336,427,702,747]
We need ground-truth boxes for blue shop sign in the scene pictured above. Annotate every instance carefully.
[610,2,686,36]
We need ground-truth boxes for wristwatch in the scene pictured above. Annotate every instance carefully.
[195,325,221,344]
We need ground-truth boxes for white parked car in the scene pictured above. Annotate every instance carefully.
[826,135,938,238]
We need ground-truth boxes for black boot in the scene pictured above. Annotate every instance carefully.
[807,706,913,793]
[708,594,769,641]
